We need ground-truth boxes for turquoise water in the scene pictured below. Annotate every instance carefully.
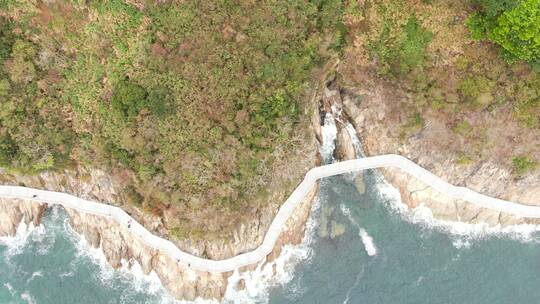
[268,172,540,303]
[2,171,540,303]
[0,207,174,304]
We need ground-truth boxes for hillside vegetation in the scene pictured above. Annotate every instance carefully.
[341,0,539,175]
[0,0,344,238]
[0,0,538,239]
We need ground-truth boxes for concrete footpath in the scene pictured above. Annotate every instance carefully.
[1,154,538,272]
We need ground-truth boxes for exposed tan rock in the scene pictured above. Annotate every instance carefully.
[336,125,356,161]
[340,82,540,226]
[0,198,46,236]
[0,179,318,301]
[354,173,365,194]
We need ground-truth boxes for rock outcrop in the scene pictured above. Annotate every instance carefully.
[380,167,540,226]
[0,181,318,301]
[0,198,46,236]
[338,81,540,226]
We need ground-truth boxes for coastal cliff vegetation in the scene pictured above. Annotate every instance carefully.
[0,0,344,238]
[341,0,539,175]
[0,0,538,240]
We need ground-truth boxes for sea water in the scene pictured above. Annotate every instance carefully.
[0,206,178,304]
[267,172,540,304]
[2,170,540,303]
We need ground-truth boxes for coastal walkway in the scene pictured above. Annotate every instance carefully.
[0,154,539,273]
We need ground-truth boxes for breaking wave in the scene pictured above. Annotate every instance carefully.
[340,204,377,256]
[223,196,322,304]
[0,219,44,258]
[373,172,540,248]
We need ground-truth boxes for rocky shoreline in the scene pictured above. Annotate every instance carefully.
[1,75,536,302]
[328,77,540,227]
[0,181,318,301]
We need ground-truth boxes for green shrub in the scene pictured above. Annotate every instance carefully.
[514,98,540,128]
[146,88,172,117]
[467,0,540,64]
[368,21,394,76]
[111,80,147,119]
[489,0,540,63]
[4,39,36,83]
[397,16,433,75]
[124,185,143,206]
[466,13,490,40]
[456,153,474,165]
[471,0,518,19]
[452,121,473,136]
[0,135,17,166]
[399,112,425,140]
[0,79,9,96]
[457,75,494,103]
[512,155,538,175]
[368,14,432,77]
[107,143,134,168]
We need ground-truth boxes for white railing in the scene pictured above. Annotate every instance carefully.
[1,154,538,272]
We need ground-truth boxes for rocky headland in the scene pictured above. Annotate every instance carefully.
[0,87,325,301]
[1,74,536,302]
[0,177,319,301]
[327,76,540,227]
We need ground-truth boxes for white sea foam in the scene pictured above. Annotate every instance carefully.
[320,113,338,163]
[59,270,74,278]
[118,259,168,296]
[4,282,15,297]
[223,196,322,303]
[20,291,36,304]
[27,271,43,283]
[359,229,377,256]
[0,219,43,257]
[373,171,540,247]
[340,204,378,256]
[452,238,471,250]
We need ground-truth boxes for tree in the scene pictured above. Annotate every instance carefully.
[489,0,540,63]
[0,135,17,166]
[467,0,540,63]
[0,79,9,96]
[111,80,147,119]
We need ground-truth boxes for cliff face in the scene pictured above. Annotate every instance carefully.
[0,198,46,236]
[337,82,540,226]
